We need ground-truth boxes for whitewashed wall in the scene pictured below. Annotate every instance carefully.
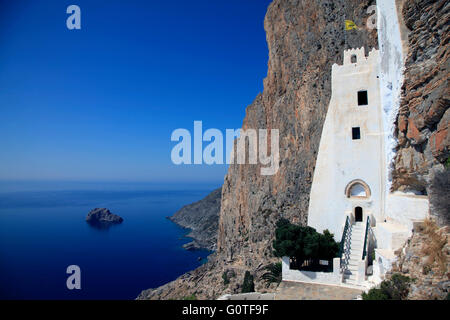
[386,192,429,228]
[281,257,341,286]
[307,48,385,239]
[377,0,407,196]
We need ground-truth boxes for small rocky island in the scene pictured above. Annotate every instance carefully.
[86,208,123,228]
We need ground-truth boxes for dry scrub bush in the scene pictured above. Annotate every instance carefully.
[421,218,448,274]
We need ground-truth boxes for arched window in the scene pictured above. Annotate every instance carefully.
[351,54,357,63]
[345,179,371,198]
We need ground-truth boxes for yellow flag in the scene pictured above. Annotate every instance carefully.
[345,20,358,30]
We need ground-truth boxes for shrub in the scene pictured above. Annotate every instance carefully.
[381,274,411,300]
[429,168,450,227]
[182,294,197,300]
[261,262,282,287]
[241,271,255,293]
[362,288,389,300]
[222,271,230,285]
[362,274,411,300]
[421,218,448,274]
[272,218,339,268]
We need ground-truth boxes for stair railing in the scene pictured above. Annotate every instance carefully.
[339,216,352,273]
[362,216,371,260]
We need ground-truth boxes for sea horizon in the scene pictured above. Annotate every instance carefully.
[0,182,218,299]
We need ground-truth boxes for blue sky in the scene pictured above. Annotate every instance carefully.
[0,0,272,185]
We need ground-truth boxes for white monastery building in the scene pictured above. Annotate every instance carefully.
[282,46,429,289]
[308,47,385,239]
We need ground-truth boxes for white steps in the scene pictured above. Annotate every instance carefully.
[342,222,366,285]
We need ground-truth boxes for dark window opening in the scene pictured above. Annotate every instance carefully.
[352,127,361,140]
[358,90,368,105]
[351,55,357,63]
[355,207,363,222]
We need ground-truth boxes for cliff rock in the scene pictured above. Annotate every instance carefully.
[392,0,449,193]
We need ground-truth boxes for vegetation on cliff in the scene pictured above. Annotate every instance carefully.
[388,218,449,300]
[429,167,450,227]
[241,271,255,293]
[261,262,282,287]
[272,218,339,269]
[362,274,412,300]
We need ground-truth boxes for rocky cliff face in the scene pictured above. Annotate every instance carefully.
[138,0,378,300]
[392,0,449,193]
[169,188,221,251]
[387,0,449,300]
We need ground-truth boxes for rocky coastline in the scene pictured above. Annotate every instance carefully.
[168,188,221,252]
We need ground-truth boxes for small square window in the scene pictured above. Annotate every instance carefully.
[352,127,361,140]
[358,91,368,106]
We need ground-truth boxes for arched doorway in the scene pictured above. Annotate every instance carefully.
[355,206,363,222]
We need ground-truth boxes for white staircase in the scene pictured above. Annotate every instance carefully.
[343,222,365,285]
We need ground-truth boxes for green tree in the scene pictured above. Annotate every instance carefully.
[318,229,340,261]
[261,262,282,287]
[272,219,339,268]
[241,271,255,293]
[380,274,411,300]
[222,272,229,285]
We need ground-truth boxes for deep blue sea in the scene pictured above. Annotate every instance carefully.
[0,183,215,299]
